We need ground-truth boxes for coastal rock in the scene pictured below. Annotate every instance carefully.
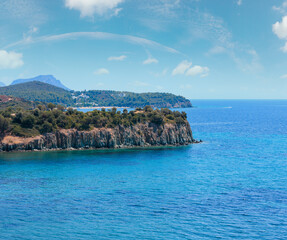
[0,122,194,152]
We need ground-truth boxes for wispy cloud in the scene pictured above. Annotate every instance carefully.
[179,84,192,89]
[142,0,181,17]
[151,68,168,77]
[4,32,180,54]
[273,1,287,14]
[232,49,262,72]
[0,50,23,69]
[207,46,226,55]
[94,68,109,75]
[64,0,124,17]
[132,81,149,87]
[280,74,287,79]
[143,57,158,65]
[237,0,242,6]
[0,0,47,25]
[108,55,127,61]
[22,26,39,43]
[281,42,287,52]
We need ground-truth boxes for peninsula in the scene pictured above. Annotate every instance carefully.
[0,75,192,108]
[0,103,195,152]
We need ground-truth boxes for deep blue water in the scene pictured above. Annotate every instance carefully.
[1,100,287,239]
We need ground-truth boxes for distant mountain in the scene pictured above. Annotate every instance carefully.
[0,81,73,106]
[0,82,5,87]
[11,75,70,91]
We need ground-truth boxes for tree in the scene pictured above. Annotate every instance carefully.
[144,106,153,112]
[21,114,35,128]
[150,113,164,125]
[47,103,56,110]
[40,121,53,134]
[0,115,9,133]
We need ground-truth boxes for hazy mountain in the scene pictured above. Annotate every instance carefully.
[0,81,73,106]
[11,75,70,91]
[0,82,6,87]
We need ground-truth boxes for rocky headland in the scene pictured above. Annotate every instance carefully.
[0,122,196,152]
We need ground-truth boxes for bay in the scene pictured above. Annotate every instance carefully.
[0,100,287,239]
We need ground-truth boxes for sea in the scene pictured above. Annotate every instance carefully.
[0,100,287,239]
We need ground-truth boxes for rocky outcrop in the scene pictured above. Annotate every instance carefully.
[0,122,195,152]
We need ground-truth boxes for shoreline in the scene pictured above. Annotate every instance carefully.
[0,141,202,154]
[72,106,131,110]
[71,106,194,110]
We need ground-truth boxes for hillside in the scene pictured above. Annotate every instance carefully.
[3,78,192,108]
[0,81,73,106]
[11,75,70,90]
[72,90,192,108]
[0,95,43,110]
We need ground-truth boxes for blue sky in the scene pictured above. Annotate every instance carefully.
[0,0,287,99]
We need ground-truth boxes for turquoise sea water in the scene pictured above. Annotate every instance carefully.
[1,100,287,239]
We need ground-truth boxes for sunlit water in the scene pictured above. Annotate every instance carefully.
[0,100,287,239]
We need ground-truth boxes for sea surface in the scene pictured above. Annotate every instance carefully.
[0,100,287,239]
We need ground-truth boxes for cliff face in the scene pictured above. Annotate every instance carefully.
[0,122,195,152]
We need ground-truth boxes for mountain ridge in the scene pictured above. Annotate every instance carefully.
[11,75,70,91]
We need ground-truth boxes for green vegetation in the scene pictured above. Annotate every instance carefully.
[72,90,192,108]
[0,81,192,108]
[0,95,44,111]
[0,104,188,138]
[0,81,73,106]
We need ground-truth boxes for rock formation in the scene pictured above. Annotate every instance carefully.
[0,122,195,152]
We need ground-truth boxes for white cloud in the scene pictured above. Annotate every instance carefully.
[94,68,109,75]
[237,0,242,6]
[186,65,209,77]
[64,0,124,17]
[172,60,192,75]
[0,50,23,69]
[272,16,287,52]
[273,16,287,39]
[172,60,209,78]
[143,57,158,65]
[108,55,127,61]
[280,74,287,79]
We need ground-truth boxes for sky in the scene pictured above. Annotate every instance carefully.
[1,0,287,99]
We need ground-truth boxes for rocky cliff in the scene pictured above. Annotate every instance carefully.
[0,122,195,152]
